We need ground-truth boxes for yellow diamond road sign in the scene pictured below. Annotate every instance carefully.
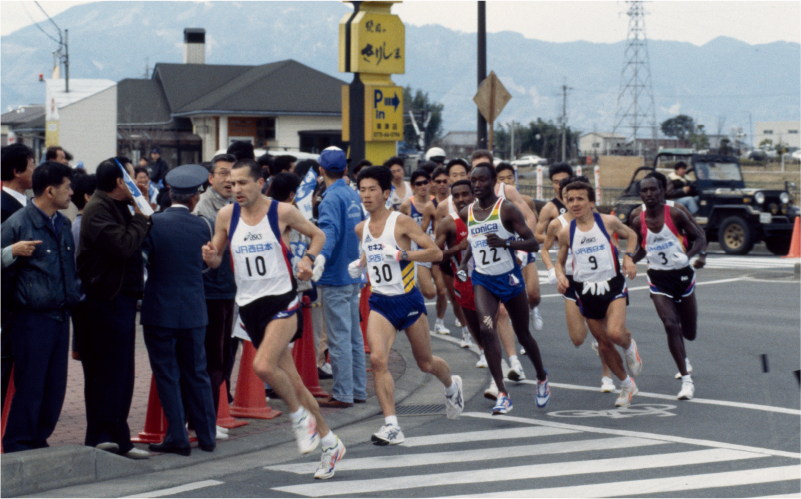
[473,71,511,124]
[364,85,403,142]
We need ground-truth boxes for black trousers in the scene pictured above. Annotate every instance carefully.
[204,299,234,414]
[83,294,137,453]
[2,310,69,453]
[144,325,216,447]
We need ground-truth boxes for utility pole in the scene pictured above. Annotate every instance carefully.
[510,121,515,160]
[561,81,571,162]
[64,29,69,92]
[477,1,487,150]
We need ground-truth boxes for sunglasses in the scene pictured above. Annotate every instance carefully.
[433,179,448,184]
[413,180,430,186]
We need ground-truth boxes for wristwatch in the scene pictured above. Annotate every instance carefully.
[505,240,511,248]
[400,250,408,261]
[304,252,316,263]
[698,251,707,256]
[625,252,635,259]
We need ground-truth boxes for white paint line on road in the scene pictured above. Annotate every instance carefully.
[266,436,664,474]
[401,424,574,447]
[273,448,765,497]
[517,380,801,416]
[540,276,746,298]
[462,412,801,459]
[125,480,224,498]
[455,465,801,498]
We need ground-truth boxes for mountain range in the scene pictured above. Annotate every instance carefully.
[2,1,798,138]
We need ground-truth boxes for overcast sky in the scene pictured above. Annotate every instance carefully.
[2,0,799,45]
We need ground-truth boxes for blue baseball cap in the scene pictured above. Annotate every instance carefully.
[319,147,347,172]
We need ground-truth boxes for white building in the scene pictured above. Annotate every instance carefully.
[579,132,626,156]
[754,121,801,150]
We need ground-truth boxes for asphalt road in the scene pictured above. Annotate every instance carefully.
[37,252,800,498]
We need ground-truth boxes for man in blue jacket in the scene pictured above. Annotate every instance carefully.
[313,147,367,408]
[141,165,217,456]
[1,161,79,452]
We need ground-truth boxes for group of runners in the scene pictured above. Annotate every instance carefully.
[202,148,705,480]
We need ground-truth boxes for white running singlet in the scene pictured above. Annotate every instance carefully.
[229,200,295,306]
[569,212,619,282]
[467,198,516,276]
[640,205,689,271]
[363,211,415,296]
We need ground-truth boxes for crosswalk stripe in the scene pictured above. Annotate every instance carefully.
[124,480,224,498]
[402,425,574,447]
[455,465,801,498]
[266,436,667,474]
[272,448,766,497]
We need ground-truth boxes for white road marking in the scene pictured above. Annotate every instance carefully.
[273,448,766,497]
[462,412,801,459]
[455,465,801,498]
[401,425,574,446]
[124,480,224,497]
[517,380,801,416]
[266,436,664,474]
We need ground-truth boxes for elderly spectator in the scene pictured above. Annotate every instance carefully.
[313,147,367,408]
[1,161,79,452]
[142,165,217,456]
[78,158,151,459]
[45,146,70,165]
[193,154,236,426]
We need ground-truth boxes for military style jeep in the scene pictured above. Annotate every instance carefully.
[613,149,798,255]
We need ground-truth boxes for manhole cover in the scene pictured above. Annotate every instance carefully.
[395,404,445,416]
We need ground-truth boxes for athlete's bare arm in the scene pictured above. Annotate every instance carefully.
[486,200,539,253]
[202,203,234,269]
[396,214,443,263]
[278,202,325,280]
[399,198,412,217]
[670,206,707,262]
[432,198,450,236]
[630,212,648,263]
[554,225,571,293]
[601,213,638,279]
[434,215,467,262]
[535,202,558,244]
[539,217,563,270]
[502,184,537,233]
[421,200,437,234]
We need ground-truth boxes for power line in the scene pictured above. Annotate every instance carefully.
[20,2,61,45]
[34,1,62,43]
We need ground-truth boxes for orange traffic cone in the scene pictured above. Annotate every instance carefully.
[131,376,169,443]
[359,285,371,354]
[291,297,329,399]
[783,216,800,258]
[230,342,282,420]
[1,367,15,453]
[216,384,248,429]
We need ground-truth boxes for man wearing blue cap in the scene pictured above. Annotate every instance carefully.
[313,147,368,409]
[140,164,217,456]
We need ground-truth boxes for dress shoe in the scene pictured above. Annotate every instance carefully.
[317,367,333,380]
[96,442,119,453]
[148,441,191,456]
[354,398,366,404]
[199,442,216,452]
[319,396,353,408]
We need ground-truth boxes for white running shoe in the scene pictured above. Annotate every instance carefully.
[454,318,463,328]
[530,306,544,331]
[624,339,643,376]
[677,379,695,400]
[591,340,599,356]
[600,376,616,393]
[492,392,513,415]
[476,352,488,368]
[435,322,450,335]
[292,410,320,454]
[615,380,639,407]
[675,358,693,379]
[371,424,405,445]
[216,425,229,434]
[519,347,526,355]
[460,331,474,348]
[445,375,464,419]
[507,358,526,381]
[484,379,499,400]
[535,375,550,408]
[314,437,346,479]
[216,427,229,440]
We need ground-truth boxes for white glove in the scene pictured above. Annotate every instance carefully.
[456,269,468,282]
[383,249,403,262]
[311,255,327,282]
[547,267,558,285]
[347,259,364,279]
[596,280,610,296]
[672,252,689,267]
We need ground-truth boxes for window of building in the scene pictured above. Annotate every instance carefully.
[592,142,600,148]
[256,118,275,146]
[789,130,799,134]
[763,130,773,134]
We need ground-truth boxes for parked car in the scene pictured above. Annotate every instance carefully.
[510,155,547,167]
[613,149,798,255]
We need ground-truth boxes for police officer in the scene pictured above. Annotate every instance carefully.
[141,164,217,456]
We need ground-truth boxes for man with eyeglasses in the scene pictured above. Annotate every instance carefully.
[193,154,236,433]
[400,170,440,316]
